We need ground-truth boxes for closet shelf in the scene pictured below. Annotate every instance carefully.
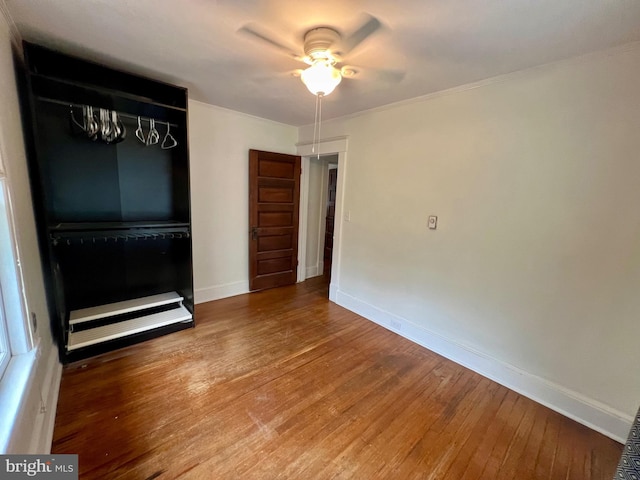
[49,221,190,232]
[69,291,184,325]
[49,222,191,245]
[50,227,190,245]
[67,305,192,351]
[31,74,188,113]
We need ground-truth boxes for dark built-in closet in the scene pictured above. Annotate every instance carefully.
[20,42,194,362]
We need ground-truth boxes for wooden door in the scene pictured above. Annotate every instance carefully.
[249,149,301,291]
[323,167,337,282]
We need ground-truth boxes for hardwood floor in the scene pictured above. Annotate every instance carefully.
[52,278,623,479]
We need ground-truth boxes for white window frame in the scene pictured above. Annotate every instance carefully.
[0,286,9,378]
[0,177,14,380]
[0,170,39,452]
[0,175,34,357]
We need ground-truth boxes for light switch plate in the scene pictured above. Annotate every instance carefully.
[428,215,438,229]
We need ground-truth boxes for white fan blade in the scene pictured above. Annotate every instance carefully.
[238,24,304,61]
[341,65,405,84]
[340,14,382,56]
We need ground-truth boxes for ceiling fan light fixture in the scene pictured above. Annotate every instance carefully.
[301,60,342,96]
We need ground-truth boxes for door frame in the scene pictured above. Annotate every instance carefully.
[296,136,348,302]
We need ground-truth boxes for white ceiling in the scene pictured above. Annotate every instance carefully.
[5,0,640,126]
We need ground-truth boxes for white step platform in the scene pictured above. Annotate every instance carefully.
[69,292,184,325]
[67,305,192,351]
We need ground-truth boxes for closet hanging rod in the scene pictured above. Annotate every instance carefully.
[36,96,180,128]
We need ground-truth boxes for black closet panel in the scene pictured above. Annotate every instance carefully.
[123,238,180,295]
[27,43,186,108]
[54,237,189,311]
[117,117,174,221]
[169,125,191,221]
[54,241,128,311]
[173,236,194,310]
[36,101,122,222]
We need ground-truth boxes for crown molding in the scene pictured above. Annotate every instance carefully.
[302,40,640,129]
[189,98,297,129]
[0,1,20,47]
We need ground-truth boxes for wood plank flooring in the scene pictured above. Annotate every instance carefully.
[52,278,623,479]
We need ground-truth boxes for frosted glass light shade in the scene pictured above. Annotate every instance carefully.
[301,61,342,96]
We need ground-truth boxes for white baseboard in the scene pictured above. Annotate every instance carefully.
[1,343,62,453]
[30,346,62,453]
[0,350,37,453]
[195,281,249,304]
[335,289,632,443]
[329,283,338,303]
[305,265,319,279]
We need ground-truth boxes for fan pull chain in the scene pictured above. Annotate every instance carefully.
[312,94,317,153]
[312,93,323,159]
[317,93,322,160]
[312,93,319,156]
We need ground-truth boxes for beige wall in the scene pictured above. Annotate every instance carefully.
[189,100,298,302]
[299,44,640,438]
[0,7,59,453]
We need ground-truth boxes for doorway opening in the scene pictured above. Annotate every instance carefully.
[296,136,348,302]
[323,164,338,283]
[303,154,338,293]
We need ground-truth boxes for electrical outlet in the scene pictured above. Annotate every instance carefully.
[428,215,438,230]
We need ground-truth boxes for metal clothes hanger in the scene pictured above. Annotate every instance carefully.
[161,123,178,149]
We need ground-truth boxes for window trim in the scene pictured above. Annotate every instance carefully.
[0,170,39,453]
[0,175,34,357]
[0,287,10,378]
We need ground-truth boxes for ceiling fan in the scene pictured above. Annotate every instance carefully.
[239,14,396,96]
